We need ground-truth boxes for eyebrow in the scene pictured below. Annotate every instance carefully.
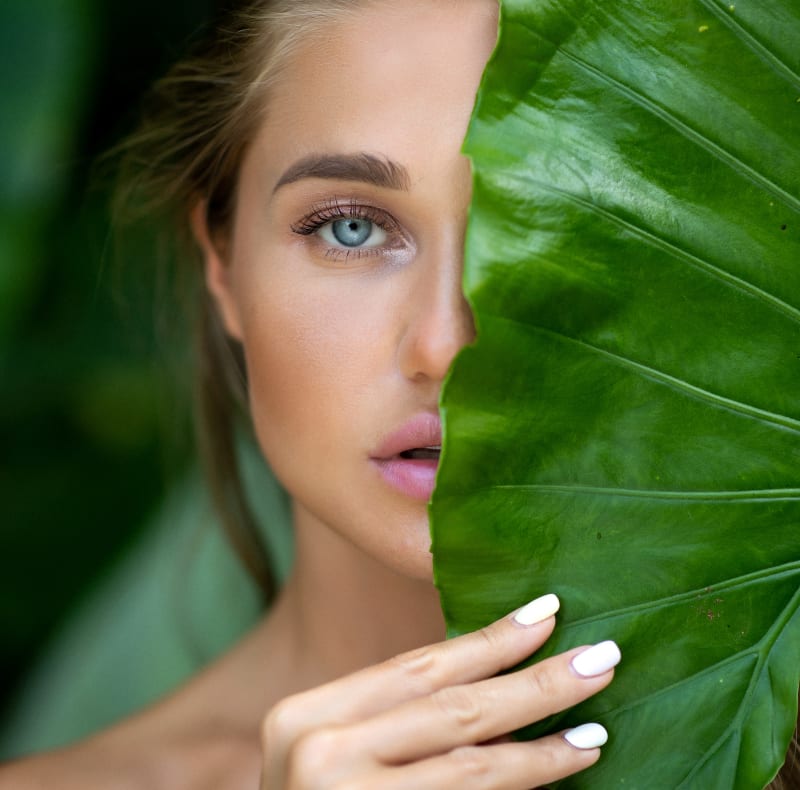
[273,152,411,193]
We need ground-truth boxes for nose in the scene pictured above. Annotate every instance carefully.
[397,236,476,383]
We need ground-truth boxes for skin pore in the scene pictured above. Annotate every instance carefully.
[0,2,621,788]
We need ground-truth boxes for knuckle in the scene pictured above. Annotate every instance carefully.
[525,664,558,701]
[536,735,594,776]
[261,696,302,747]
[449,745,492,779]
[474,622,503,654]
[433,686,483,731]
[388,644,440,690]
[287,729,347,783]
[535,737,562,768]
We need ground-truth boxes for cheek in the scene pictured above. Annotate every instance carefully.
[234,269,390,487]
[228,252,436,579]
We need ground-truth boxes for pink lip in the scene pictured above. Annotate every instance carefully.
[371,413,442,502]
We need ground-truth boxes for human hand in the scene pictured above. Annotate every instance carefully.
[260,594,620,789]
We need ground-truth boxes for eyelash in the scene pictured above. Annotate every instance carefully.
[291,197,401,260]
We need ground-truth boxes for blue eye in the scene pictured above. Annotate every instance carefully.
[333,218,371,246]
[319,217,387,249]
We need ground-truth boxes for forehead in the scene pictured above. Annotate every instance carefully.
[249,0,498,186]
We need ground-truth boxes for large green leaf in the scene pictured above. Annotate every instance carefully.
[432,1,800,787]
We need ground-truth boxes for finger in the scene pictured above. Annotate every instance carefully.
[265,594,561,740]
[261,594,561,782]
[351,641,620,764]
[358,729,607,790]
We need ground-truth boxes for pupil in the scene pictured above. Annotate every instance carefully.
[332,218,372,247]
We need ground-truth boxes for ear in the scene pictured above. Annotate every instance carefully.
[190,200,244,341]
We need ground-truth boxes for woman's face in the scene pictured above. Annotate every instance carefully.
[205,0,498,579]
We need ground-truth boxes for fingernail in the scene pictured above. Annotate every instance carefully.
[513,593,560,625]
[570,640,621,677]
[564,722,608,749]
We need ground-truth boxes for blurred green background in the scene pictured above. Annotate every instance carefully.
[0,0,220,727]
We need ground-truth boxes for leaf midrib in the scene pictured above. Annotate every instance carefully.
[675,582,800,787]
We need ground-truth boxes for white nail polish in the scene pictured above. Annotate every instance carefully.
[564,722,608,749]
[513,593,560,625]
[570,640,621,677]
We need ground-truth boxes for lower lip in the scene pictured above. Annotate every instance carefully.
[372,457,439,502]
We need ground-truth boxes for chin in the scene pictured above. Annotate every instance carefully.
[366,517,436,582]
[388,544,435,582]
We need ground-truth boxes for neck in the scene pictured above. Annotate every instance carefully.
[150,502,444,764]
[187,502,446,738]
[277,501,446,686]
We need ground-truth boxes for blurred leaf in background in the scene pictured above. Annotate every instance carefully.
[0,0,216,721]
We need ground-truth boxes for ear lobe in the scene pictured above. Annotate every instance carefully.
[190,200,244,341]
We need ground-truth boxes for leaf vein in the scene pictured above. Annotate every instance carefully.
[483,169,800,324]
[487,485,800,502]
[559,560,800,629]
[567,334,800,432]
[676,584,800,786]
[698,0,800,89]
[557,48,800,214]
[484,315,800,433]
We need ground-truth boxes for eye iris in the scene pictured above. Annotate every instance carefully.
[331,218,372,247]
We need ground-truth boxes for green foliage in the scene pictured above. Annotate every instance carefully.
[0,0,216,718]
[432,1,800,787]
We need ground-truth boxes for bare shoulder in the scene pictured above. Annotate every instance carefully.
[0,713,260,790]
[0,738,142,790]
[0,616,282,789]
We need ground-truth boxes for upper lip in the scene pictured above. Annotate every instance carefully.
[371,412,442,459]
